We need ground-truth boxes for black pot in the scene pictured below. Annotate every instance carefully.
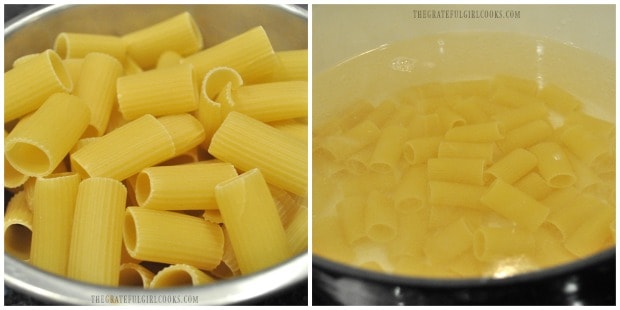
[313,248,615,305]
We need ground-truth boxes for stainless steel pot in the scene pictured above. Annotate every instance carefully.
[4,4,308,305]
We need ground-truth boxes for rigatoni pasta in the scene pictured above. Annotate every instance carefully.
[314,75,614,279]
[5,10,307,290]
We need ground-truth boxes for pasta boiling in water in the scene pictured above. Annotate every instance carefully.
[313,75,615,278]
[4,11,307,288]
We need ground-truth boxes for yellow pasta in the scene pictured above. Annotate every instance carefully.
[393,165,427,213]
[319,120,382,161]
[484,148,538,184]
[491,84,544,108]
[437,141,494,164]
[564,203,614,257]
[136,162,238,210]
[211,227,241,279]
[473,226,535,262]
[268,49,308,81]
[513,172,554,200]
[156,50,182,69]
[122,12,203,69]
[123,207,224,271]
[119,263,155,288]
[428,181,487,210]
[270,119,308,143]
[215,168,290,274]
[30,173,80,277]
[67,177,126,286]
[436,106,466,130]
[365,190,398,242]
[497,119,553,153]
[492,74,538,96]
[4,191,33,261]
[74,52,123,137]
[117,63,198,120]
[335,196,366,244]
[369,125,408,173]
[560,125,611,167]
[183,26,277,84]
[62,58,84,88]
[70,114,176,181]
[209,111,307,196]
[444,121,504,143]
[5,49,73,122]
[4,130,29,189]
[451,96,490,124]
[150,264,215,288]
[286,206,308,255]
[537,83,582,114]
[491,103,548,131]
[428,158,485,185]
[231,81,307,122]
[529,142,576,188]
[424,218,473,263]
[5,93,89,177]
[480,179,550,231]
[403,136,442,165]
[54,32,126,61]
[156,114,206,157]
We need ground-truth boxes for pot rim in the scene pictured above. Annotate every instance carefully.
[313,247,615,288]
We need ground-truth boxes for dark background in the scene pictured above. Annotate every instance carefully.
[4,4,308,306]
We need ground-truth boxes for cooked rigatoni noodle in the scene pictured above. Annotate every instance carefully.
[444,121,504,142]
[209,111,307,196]
[428,158,485,185]
[497,119,553,153]
[117,63,198,120]
[387,208,429,259]
[286,206,308,255]
[54,32,126,61]
[320,120,381,161]
[365,191,397,242]
[30,173,80,276]
[514,172,553,200]
[215,168,291,274]
[529,142,576,188]
[150,264,215,288]
[491,84,544,108]
[564,204,614,257]
[5,93,89,177]
[157,114,206,157]
[437,141,494,164]
[366,100,397,127]
[231,81,307,122]
[270,119,308,143]
[566,153,608,196]
[403,136,442,165]
[122,12,203,69]
[195,66,244,149]
[124,207,224,270]
[269,49,308,81]
[480,179,550,231]
[136,162,237,210]
[484,148,538,184]
[70,114,175,181]
[393,165,427,213]
[67,178,126,286]
[4,191,33,261]
[74,52,123,137]
[492,74,538,95]
[119,263,154,288]
[428,181,487,210]
[5,49,73,122]
[451,96,489,124]
[533,225,577,268]
[436,106,466,130]
[546,193,599,240]
[537,83,582,114]
[560,125,610,166]
[491,103,548,131]
[473,226,535,262]
[409,113,443,137]
[156,50,182,69]
[369,125,408,173]
[183,26,276,84]
[336,196,367,244]
[424,218,473,263]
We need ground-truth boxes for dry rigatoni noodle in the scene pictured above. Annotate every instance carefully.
[268,49,308,81]
[231,81,307,122]
[150,264,215,288]
[4,191,33,261]
[54,32,126,61]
